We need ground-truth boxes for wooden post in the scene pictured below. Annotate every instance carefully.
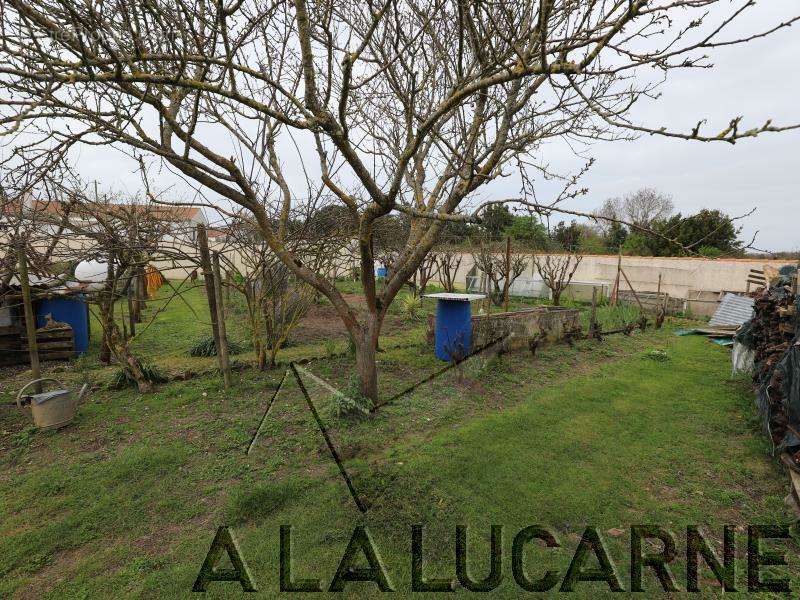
[794,260,799,296]
[18,245,41,393]
[484,260,492,315]
[657,273,662,295]
[135,265,146,321]
[589,286,599,339]
[212,252,232,389]
[620,268,645,312]
[196,224,223,367]
[611,252,622,306]
[503,235,511,312]
[126,274,136,338]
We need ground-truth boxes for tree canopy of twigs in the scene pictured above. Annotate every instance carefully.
[0,166,174,391]
[596,189,675,233]
[0,0,797,399]
[215,202,346,369]
[533,252,583,306]
[470,239,529,307]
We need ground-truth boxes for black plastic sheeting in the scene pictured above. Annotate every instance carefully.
[736,265,800,455]
[761,343,800,453]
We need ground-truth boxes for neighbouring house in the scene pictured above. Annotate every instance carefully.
[205,227,229,242]
[3,196,207,229]
[2,195,208,251]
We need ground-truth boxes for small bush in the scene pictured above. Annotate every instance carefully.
[109,363,166,389]
[323,339,338,357]
[399,294,423,321]
[11,426,37,448]
[643,349,669,362]
[188,335,245,357]
[333,392,373,418]
[335,376,374,417]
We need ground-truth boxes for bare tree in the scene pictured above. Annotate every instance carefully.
[596,189,675,233]
[470,241,528,307]
[221,207,340,369]
[67,192,172,387]
[0,158,78,283]
[7,170,174,391]
[624,189,675,229]
[415,253,439,297]
[0,0,797,400]
[533,253,583,306]
[434,246,464,293]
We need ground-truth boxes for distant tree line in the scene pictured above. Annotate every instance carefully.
[315,188,745,258]
[593,189,742,257]
[459,188,744,257]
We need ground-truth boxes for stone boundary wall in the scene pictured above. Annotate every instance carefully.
[427,306,582,351]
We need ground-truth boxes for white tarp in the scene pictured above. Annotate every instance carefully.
[732,341,755,375]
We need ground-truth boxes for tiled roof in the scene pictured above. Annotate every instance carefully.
[2,198,201,222]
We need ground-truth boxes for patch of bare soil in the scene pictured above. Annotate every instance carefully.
[291,293,406,344]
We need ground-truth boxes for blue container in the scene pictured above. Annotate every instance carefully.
[434,299,473,361]
[376,266,388,278]
[36,295,90,355]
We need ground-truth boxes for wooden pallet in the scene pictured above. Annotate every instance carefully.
[0,325,23,366]
[21,324,75,362]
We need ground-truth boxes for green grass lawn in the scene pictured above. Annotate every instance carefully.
[2,304,797,599]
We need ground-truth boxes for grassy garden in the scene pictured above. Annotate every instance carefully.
[1,283,797,598]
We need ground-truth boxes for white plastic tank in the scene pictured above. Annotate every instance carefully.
[70,260,109,291]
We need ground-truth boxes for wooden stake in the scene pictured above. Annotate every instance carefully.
[503,235,511,312]
[484,259,491,315]
[589,286,599,339]
[657,273,662,295]
[197,224,224,368]
[212,252,232,389]
[18,245,41,393]
[611,252,622,306]
[126,274,136,338]
[794,260,799,297]
[620,268,645,312]
[134,265,145,321]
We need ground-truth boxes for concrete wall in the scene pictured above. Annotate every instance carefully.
[446,252,792,301]
[2,218,791,304]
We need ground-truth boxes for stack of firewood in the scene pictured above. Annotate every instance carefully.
[747,282,799,452]
[752,286,797,385]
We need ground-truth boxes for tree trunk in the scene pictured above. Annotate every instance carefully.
[100,259,116,364]
[353,316,381,402]
[258,347,267,370]
[243,285,264,370]
[99,298,114,364]
[552,288,562,306]
[124,351,153,394]
[355,337,378,401]
[268,347,278,369]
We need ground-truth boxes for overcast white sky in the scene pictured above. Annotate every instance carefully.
[61,0,800,252]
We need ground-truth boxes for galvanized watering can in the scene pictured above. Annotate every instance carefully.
[16,378,90,430]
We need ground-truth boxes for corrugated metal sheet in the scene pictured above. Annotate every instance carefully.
[709,293,755,327]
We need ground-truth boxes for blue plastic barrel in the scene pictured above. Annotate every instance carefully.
[376,266,388,278]
[434,299,473,361]
[36,295,90,355]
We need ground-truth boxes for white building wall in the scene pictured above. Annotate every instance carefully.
[445,252,792,300]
